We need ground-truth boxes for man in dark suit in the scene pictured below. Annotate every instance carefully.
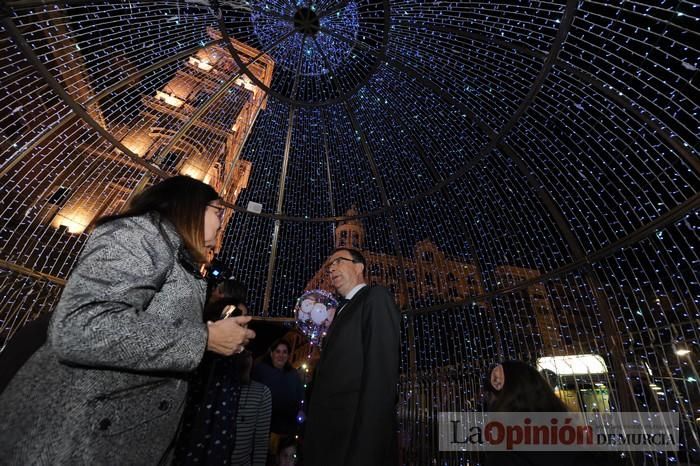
[304,248,401,466]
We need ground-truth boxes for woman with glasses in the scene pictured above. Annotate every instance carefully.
[0,175,255,465]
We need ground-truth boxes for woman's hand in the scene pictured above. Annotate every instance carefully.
[206,315,255,356]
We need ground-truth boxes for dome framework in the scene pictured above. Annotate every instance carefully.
[0,0,698,463]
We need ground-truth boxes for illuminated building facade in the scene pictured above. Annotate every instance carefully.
[0,24,273,347]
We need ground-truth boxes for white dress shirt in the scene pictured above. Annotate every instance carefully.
[337,283,367,316]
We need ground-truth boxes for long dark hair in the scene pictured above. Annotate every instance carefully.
[207,279,248,305]
[485,360,568,412]
[96,176,219,263]
[261,339,294,372]
[203,279,248,322]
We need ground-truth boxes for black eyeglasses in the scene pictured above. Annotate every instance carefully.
[325,257,359,273]
[208,203,226,222]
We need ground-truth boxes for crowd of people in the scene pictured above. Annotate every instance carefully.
[0,176,624,466]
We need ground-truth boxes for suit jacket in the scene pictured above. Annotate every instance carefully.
[0,213,208,465]
[304,285,401,466]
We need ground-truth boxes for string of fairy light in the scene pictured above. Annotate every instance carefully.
[0,0,698,464]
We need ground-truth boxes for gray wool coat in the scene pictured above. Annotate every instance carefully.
[0,213,209,465]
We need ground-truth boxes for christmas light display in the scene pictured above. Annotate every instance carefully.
[0,1,698,463]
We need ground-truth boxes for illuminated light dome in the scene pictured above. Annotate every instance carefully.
[0,1,697,462]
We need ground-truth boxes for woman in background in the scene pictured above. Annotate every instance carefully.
[484,361,620,466]
[485,360,569,413]
[0,176,254,465]
[252,339,304,456]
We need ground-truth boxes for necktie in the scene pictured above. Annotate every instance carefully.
[335,297,350,316]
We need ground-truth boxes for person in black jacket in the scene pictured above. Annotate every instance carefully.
[304,248,401,466]
[251,339,304,456]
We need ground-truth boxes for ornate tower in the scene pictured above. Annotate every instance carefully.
[334,205,365,250]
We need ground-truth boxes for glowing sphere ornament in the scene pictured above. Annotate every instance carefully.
[294,289,338,344]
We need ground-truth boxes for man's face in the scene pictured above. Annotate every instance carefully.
[325,250,365,297]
